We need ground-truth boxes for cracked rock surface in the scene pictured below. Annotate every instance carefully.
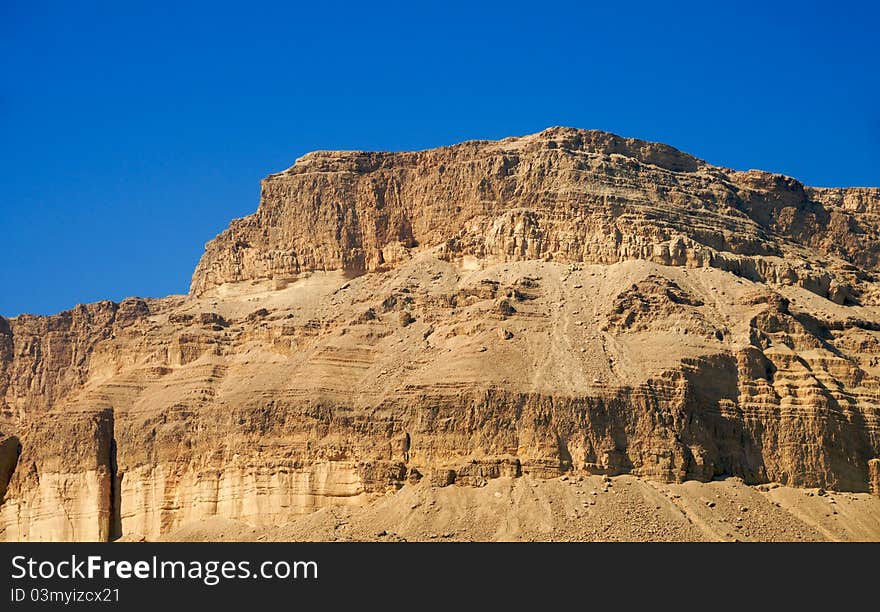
[2,128,879,541]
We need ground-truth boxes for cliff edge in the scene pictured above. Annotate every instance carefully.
[2,128,879,541]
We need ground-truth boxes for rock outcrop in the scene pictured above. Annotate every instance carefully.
[0,409,116,541]
[2,128,879,541]
[191,128,879,306]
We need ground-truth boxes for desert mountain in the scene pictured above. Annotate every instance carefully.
[1,127,879,541]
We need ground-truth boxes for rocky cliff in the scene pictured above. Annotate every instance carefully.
[2,128,879,541]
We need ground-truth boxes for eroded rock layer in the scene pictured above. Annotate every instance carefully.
[1,128,879,541]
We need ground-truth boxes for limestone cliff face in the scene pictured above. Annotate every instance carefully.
[0,409,115,542]
[190,128,880,306]
[2,128,880,541]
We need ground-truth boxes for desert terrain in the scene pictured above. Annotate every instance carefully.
[2,127,879,541]
[158,475,880,542]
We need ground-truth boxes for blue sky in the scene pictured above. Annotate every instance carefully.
[1,1,878,316]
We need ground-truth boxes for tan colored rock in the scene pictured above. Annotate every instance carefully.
[1,128,879,541]
[190,128,879,305]
[0,409,115,542]
[869,459,880,497]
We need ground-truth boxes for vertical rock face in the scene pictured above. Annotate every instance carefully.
[190,128,879,307]
[0,409,115,542]
[2,128,880,540]
[0,434,20,501]
[118,462,371,541]
[869,459,880,497]
[0,298,152,419]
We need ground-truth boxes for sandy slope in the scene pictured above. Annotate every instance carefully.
[156,475,880,542]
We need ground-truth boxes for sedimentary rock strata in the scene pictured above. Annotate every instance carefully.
[1,128,879,541]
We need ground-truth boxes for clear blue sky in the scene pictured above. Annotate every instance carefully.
[2,1,878,316]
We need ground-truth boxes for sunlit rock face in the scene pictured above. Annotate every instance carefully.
[2,128,879,541]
